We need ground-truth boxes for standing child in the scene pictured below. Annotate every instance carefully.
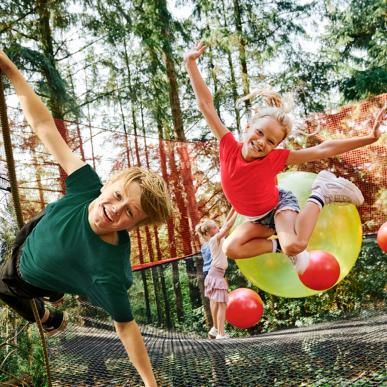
[200,241,212,279]
[196,209,238,340]
[0,50,172,387]
[185,42,386,274]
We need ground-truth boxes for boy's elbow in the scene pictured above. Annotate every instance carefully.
[197,99,214,114]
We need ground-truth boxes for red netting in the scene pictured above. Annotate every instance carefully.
[1,94,386,267]
[301,94,386,234]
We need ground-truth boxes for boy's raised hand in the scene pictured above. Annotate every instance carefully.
[0,49,14,74]
[371,104,387,139]
[184,42,206,63]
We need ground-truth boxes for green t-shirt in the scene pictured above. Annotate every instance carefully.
[19,164,133,322]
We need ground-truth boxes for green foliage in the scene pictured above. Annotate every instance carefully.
[0,314,46,385]
[340,67,387,101]
[131,237,385,338]
[323,0,387,102]
[3,44,78,118]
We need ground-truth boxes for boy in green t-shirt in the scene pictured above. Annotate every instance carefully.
[0,49,171,387]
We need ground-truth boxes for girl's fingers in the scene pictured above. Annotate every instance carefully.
[196,41,206,50]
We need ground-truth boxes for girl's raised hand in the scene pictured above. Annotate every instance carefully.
[184,42,206,63]
[371,104,387,139]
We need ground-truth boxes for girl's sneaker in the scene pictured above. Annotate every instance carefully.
[311,171,364,206]
[215,333,230,340]
[42,310,68,337]
[208,326,218,339]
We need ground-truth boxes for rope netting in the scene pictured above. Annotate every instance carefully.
[0,94,386,270]
[1,250,385,386]
[42,300,386,386]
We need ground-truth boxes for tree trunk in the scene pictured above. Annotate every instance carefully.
[159,137,184,322]
[153,224,172,328]
[163,48,201,308]
[233,0,250,111]
[145,225,163,325]
[221,0,241,135]
[36,0,68,192]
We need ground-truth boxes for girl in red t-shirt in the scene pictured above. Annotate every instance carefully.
[185,42,386,274]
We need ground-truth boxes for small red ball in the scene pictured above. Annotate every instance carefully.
[299,250,340,291]
[376,221,387,252]
[226,288,264,329]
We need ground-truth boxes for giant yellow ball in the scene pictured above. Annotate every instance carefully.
[235,171,362,297]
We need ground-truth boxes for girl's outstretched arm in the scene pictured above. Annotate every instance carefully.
[0,50,85,175]
[184,42,229,140]
[286,105,386,165]
[216,208,238,241]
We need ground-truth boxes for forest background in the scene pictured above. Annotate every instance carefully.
[0,0,386,345]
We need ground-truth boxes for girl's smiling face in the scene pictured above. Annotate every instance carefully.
[241,116,285,161]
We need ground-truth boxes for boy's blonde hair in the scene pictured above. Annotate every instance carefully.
[108,167,172,227]
[244,90,294,140]
[195,219,217,243]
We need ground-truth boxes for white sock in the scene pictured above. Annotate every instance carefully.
[307,189,325,209]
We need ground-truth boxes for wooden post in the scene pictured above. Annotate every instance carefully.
[0,73,24,228]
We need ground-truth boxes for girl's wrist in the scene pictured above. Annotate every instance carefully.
[364,134,377,142]
[184,56,197,65]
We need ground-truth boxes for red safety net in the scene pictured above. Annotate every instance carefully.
[1,94,386,268]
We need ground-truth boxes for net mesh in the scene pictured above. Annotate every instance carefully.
[46,300,386,387]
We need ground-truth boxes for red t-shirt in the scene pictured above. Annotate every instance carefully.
[220,132,290,216]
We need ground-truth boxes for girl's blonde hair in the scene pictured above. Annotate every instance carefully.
[195,220,217,243]
[241,89,294,140]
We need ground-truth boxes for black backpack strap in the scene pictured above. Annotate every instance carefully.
[12,210,45,256]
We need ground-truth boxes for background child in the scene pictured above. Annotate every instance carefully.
[200,241,212,280]
[196,209,238,339]
[0,49,172,387]
[185,42,386,274]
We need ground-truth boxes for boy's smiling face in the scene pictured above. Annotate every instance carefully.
[88,179,147,236]
[241,116,285,161]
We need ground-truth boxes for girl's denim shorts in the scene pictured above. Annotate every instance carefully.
[249,188,300,230]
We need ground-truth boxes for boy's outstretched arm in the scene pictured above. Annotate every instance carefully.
[114,320,157,387]
[286,106,386,165]
[0,50,85,175]
[184,42,229,140]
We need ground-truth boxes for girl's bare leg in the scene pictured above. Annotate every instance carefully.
[210,300,218,330]
[275,202,321,256]
[223,222,275,259]
[216,302,227,336]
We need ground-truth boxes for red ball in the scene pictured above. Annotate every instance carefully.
[226,288,264,329]
[299,250,340,291]
[377,221,387,252]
